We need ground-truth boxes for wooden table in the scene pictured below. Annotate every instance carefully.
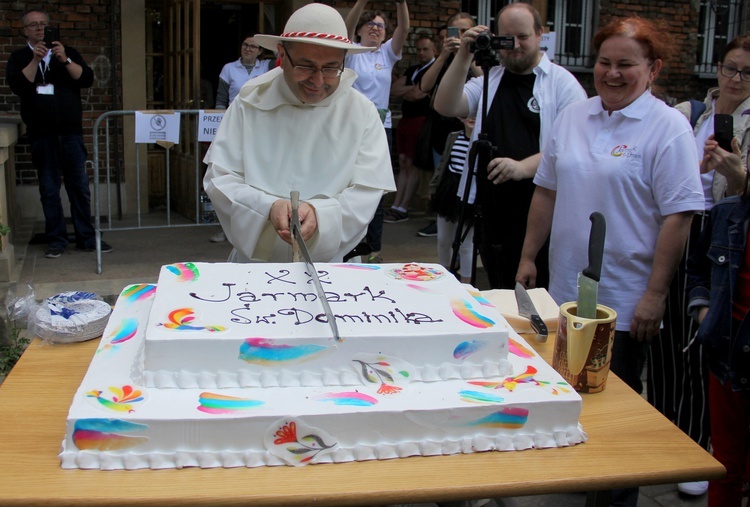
[0,333,723,506]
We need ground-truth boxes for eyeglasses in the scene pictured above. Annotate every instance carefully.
[720,63,750,82]
[242,43,259,50]
[285,50,343,79]
[24,21,48,29]
[366,21,386,30]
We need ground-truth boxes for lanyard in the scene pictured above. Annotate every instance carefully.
[38,51,51,84]
[411,58,434,83]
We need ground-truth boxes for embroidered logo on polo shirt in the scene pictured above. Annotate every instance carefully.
[611,144,641,159]
[527,97,540,114]
[374,63,383,70]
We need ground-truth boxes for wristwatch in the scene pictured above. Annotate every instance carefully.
[64,58,72,65]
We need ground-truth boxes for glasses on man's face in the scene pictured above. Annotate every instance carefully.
[365,21,386,30]
[285,50,343,79]
[25,21,48,30]
[242,43,260,50]
[720,63,750,82]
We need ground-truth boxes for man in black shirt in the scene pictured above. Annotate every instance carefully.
[7,6,112,258]
[433,3,585,289]
[387,35,436,223]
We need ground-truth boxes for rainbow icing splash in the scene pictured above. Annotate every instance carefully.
[86,385,145,413]
[165,262,200,282]
[466,288,493,307]
[107,318,139,344]
[469,366,539,392]
[197,392,264,414]
[121,284,156,305]
[238,338,330,365]
[450,299,495,328]
[459,390,505,404]
[314,392,378,406]
[508,337,535,358]
[330,264,381,270]
[453,340,489,359]
[406,283,439,294]
[160,308,226,332]
[72,419,148,451]
[468,407,529,429]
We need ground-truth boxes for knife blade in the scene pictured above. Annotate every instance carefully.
[290,191,342,342]
[577,212,606,320]
[514,282,548,342]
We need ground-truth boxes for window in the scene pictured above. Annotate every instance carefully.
[462,0,595,69]
[546,0,594,68]
[696,0,745,76]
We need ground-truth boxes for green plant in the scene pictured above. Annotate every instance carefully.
[0,326,30,379]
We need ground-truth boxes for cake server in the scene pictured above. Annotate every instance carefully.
[290,191,342,342]
[577,211,606,320]
[514,282,548,342]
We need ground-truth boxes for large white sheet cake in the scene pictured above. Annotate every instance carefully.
[59,262,586,470]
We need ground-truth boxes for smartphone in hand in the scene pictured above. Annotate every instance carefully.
[43,26,59,47]
[447,26,460,39]
[714,114,734,152]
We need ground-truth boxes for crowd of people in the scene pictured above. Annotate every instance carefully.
[8,3,750,506]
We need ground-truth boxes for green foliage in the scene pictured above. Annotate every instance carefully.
[0,326,30,379]
[0,224,10,236]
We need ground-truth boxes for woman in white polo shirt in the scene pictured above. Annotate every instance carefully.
[342,0,409,262]
[215,34,275,109]
[517,17,704,398]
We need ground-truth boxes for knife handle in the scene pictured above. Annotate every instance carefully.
[530,314,548,343]
[291,190,300,210]
[582,212,606,282]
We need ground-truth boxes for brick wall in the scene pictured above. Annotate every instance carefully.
[0,0,121,186]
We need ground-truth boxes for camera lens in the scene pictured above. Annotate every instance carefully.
[474,32,491,51]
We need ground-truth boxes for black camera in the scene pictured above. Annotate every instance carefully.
[470,32,514,52]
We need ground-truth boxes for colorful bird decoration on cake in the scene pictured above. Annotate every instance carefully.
[86,385,145,413]
[160,308,226,332]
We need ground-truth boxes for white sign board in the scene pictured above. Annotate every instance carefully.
[135,111,181,144]
[197,110,225,142]
[541,32,557,60]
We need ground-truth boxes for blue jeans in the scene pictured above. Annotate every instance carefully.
[31,135,95,249]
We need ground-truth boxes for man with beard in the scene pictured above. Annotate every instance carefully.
[433,3,586,289]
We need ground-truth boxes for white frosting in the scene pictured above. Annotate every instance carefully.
[142,263,512,388]
[59,263,586,471]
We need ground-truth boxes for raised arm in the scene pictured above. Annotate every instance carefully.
[389,0,410,56]
[433,25,488,118]
[345,0,369,40]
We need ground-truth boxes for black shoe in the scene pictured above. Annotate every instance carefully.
[383,209,409,223]
[417,220,437,237]
[44,247,64,258]
[76,241,113,253]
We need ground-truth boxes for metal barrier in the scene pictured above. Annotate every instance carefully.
[92,109,214,274]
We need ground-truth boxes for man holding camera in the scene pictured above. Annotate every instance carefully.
[434,3,585,289]
[7,6,111,258]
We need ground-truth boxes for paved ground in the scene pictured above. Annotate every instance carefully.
[0,212,718,506]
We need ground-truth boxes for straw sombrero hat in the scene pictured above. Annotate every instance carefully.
[255,3,374,54]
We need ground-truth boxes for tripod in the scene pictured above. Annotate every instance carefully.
[449,49,500,286]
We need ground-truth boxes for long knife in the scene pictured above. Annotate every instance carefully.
[290,191,341,342]
[577,212,606,320]
[514,282,548,343]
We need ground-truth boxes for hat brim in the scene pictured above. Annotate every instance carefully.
[255,34,375,54]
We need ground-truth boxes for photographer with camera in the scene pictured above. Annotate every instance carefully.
[433,3,585,289]
[7,6,112,258]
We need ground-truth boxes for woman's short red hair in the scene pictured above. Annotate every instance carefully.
[593,17,673,62]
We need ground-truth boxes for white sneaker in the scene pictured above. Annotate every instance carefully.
[209,230,226,243]
[677,480,708,496]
